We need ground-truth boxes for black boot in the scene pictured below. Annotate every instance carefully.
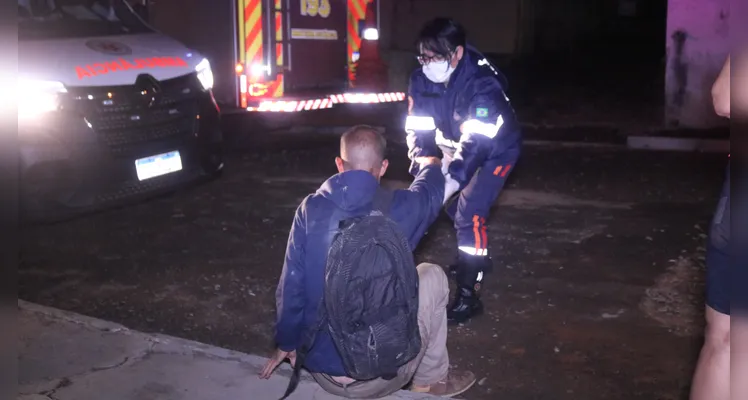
[447,253,492,324]
[448,253,493,281]
[447,286,484,325]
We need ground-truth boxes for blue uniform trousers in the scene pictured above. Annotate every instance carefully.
[445,147,520,262]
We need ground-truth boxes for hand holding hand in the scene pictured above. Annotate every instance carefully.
[415,157,441,168]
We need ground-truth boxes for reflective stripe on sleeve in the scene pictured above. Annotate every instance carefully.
[461,115,504,139]
[405,115,436,131]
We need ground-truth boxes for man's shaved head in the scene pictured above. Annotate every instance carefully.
[339,125,388,175]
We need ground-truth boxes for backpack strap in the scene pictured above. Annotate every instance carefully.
[371,187,394,216]
[280,308,327,400]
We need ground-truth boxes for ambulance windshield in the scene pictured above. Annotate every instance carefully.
[18,0,153,40]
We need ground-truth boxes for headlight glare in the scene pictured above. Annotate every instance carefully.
[18,79,67,119]
[196,58,214,90]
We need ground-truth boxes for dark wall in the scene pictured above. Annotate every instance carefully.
[532,0,668,64]
[146,0,238,106]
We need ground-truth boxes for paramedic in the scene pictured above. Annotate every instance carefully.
[405,17,522,324]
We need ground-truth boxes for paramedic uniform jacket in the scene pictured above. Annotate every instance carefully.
[406,46,522,187]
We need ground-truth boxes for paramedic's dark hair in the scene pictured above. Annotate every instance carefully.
[416,18,467,58]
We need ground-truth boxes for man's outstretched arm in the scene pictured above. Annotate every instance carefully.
[392,157,445,249]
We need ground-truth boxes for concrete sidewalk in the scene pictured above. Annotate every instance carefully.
[17,301,448,400]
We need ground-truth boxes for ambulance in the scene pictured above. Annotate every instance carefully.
[146,0,406,112]
[18,0,224,221]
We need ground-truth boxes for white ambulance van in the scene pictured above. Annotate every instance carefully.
[18,0,224,221]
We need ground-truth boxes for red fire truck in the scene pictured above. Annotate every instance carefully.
[147,0,405,112]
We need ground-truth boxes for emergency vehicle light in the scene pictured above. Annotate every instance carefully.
[363,28,379,41]
[250,64,271,77]
[17,79,67,119]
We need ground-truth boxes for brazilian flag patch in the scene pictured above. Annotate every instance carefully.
[476,107,489,118]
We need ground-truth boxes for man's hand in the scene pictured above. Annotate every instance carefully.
[258,349,297,379]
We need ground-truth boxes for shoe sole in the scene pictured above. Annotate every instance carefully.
[443,377,478,398]
[411,377,478,398]
[447,306,484,325]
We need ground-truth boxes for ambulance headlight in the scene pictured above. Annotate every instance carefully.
[196,58,214,91]
[17,79,67,120]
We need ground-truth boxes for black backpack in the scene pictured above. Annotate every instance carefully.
[281,189,421,399]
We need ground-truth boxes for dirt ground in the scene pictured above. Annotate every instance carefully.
[19,119,728,399]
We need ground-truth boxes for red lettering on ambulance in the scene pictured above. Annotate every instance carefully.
[173,57,188,67]
[76,66,92,79]
[76,56,191,79]
[107,61,123,72]
[92,63,108,74]
[119,58,135,70]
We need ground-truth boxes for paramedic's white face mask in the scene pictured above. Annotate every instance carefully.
[423,59,455,83]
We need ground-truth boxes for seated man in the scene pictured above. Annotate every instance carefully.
[259,125,476,398]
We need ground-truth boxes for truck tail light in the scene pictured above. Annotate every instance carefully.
[239,74,248,109]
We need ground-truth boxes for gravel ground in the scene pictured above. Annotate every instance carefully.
[19,122,728,400]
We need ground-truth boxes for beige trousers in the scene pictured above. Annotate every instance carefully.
[312,263,450,399]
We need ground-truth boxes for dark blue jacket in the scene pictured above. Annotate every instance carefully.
[274,165,445,376]
[406,46,522,186]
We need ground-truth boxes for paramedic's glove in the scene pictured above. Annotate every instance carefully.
[441,154,452,176]
[444,173,460,205]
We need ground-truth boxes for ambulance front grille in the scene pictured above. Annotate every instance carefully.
[65,73,202,153]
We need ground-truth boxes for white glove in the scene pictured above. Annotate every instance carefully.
[444,174,460,205]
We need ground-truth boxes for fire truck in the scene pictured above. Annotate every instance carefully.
[147,0,405,113]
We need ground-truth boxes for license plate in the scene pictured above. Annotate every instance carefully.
[135,150,183,181]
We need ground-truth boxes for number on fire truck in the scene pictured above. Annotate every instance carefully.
[301,0,331,18]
